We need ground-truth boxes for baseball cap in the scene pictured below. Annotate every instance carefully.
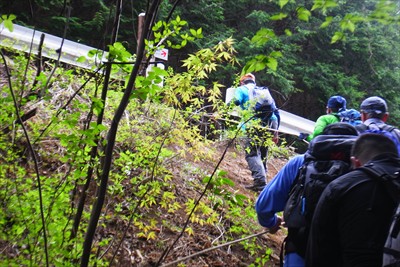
[327,96,347,110]
[360,96,388,114]
[240,73,255,84]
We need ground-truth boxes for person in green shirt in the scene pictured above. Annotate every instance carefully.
[300,96,347,141]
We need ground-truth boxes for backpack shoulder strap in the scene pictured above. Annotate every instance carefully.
[356,122,395,133]
[381,125,400,142]
[358,164,400,203]
[365,122,397,133]
[355,123,368,133]
[381,124,396,132]
[333,114,341,121]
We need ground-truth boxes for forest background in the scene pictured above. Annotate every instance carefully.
[1,0,400,266]
[3,0,400,120]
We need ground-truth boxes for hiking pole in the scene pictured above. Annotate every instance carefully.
[160,230,270,267]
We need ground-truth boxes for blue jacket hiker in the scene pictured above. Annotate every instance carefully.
[256,154,305,266]
[256,123,359,267]
[232,73,279,192]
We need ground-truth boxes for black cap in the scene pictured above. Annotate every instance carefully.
[360,96,388,114]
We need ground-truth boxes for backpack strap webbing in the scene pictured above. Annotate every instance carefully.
[357,122,396,133]
[357,164,400,203]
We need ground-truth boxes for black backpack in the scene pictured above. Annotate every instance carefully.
[357,163,400,267]
[282,134,357,257]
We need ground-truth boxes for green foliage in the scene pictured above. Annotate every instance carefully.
[297,7,312,22]
[150,16,203,51]
[311,0,339,14]
[0,50,102,265]
[163,37,237,109]
[3,1,400,265]
[202,170,247,208]
[0,14,16,31]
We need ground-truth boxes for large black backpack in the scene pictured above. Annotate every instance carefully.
[282,134,357,257]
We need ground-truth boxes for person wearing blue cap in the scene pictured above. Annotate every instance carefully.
[356,96,400,144]
[299,96,347,141]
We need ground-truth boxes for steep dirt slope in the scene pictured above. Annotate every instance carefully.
[172,140,290,266]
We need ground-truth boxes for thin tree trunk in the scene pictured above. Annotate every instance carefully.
[79,1,163,266]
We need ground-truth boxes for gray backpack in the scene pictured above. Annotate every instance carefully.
[383,204,400,267]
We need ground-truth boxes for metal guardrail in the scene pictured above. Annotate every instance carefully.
[0,23,106,70]
[225,87,315,136]
[279,110,315,136]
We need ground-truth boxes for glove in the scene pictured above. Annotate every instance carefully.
[268,216,283,234]
[298,132,309,140]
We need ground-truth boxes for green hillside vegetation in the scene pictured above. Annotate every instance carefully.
[0,36,292,266]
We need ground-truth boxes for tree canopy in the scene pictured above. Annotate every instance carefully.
[2,0,400,120]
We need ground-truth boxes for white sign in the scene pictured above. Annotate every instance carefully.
[154,48,168,61]
[225,87,236,104]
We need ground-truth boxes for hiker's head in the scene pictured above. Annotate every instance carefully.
[326,96,346,113]
[240,73,256,85]
[322,122,358,136]
[360,96,388,121]
[351,133,397,167]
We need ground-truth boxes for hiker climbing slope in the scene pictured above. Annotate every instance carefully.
[306,133,400,267]
[231,73,280,192]
[256,123,358,267]
[356,96,400,146]
[299,95,347,141]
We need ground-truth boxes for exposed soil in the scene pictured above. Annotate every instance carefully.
[143,139,291,267]
[100,138,291,267]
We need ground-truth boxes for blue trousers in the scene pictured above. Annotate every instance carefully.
[284,252,305,267]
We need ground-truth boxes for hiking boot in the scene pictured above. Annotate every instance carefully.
[245,183,266,192]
